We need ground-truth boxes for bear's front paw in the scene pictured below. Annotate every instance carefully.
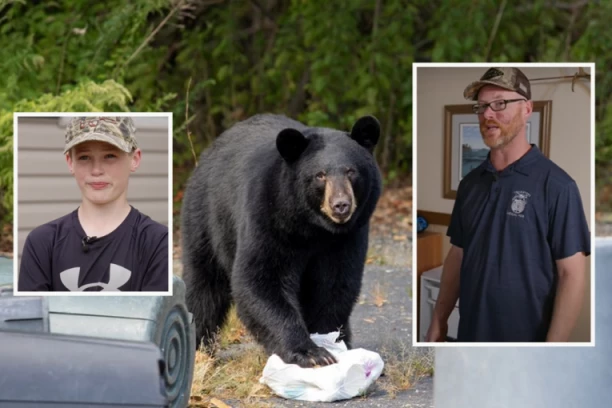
[283,345,338,368]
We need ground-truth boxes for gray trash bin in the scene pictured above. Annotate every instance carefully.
[0,289,48,332]
[434,238,610,408]
[0,330,168,407]
[0,256,13,287]
[0,274,196,408]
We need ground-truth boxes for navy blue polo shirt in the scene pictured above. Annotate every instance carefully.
[447,145,591,342]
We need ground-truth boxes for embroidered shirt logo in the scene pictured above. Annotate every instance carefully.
[60,263,132,291]
[508,191,531,218]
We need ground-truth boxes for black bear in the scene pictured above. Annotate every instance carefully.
[181,114,382,368]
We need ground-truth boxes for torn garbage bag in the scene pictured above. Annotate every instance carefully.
[259,331,385,402]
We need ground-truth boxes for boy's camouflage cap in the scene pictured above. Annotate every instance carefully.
[464,67,531,101]
[64,116,138,154]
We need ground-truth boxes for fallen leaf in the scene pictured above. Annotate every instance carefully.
[210,397,233,408]
[374,299,387,307]
[364,318,375,323]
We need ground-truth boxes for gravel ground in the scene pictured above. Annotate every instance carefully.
[262,377,434,408]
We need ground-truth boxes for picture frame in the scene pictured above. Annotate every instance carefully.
[443,100,552,199]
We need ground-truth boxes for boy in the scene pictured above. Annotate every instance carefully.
[18,116,169,292]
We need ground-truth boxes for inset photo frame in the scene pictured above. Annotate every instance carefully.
[13,113,173,296]
[413,63,594,347]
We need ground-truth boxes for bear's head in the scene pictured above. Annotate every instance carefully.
[276,116,382,233]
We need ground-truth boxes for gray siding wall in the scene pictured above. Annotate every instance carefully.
[17,116,170,264]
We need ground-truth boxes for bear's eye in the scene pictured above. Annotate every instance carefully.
[316,172,326,181]
[346,168,356,177]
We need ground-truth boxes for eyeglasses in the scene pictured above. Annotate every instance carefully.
[472,98,526,114]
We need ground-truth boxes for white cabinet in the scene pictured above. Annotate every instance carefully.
[419,266,460,342]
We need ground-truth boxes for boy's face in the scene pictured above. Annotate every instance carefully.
[66,141,141,206]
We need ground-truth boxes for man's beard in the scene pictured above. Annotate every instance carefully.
[480,110,525,149]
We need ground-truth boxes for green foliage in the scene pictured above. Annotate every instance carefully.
[1,0,612,226]
[568,3,612,208]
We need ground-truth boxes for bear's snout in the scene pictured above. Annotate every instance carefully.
[331,196,351,218]
[321,176,356,224]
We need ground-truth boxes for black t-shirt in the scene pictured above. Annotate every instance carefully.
[18,206,168,292]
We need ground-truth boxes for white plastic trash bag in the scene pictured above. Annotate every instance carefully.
[259,331,385,402]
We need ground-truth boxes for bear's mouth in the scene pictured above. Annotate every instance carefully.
[326,212,353,224]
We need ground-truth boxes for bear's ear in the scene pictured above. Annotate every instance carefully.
[276,128,309,163]
[350,115,380,153]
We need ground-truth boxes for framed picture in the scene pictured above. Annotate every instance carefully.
[443,101,552,199]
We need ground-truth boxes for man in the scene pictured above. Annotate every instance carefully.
[426,67,591,342]
[18,116,168,292]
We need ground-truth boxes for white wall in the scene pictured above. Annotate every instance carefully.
[416,66,592,342]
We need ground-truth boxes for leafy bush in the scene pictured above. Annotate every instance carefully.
[1,0,612,228]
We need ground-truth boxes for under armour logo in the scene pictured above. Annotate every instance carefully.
[60,264,132,291]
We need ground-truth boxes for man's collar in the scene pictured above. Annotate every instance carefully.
[479,144,541,176]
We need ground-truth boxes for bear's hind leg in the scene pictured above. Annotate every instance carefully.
[183,246,231,352]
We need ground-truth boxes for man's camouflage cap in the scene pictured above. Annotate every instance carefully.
[463,67,531,101]
[64,116,138,154]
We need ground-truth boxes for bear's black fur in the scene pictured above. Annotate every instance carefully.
[181,114,382,367]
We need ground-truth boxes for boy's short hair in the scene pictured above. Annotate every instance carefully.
[64,117,138,155]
